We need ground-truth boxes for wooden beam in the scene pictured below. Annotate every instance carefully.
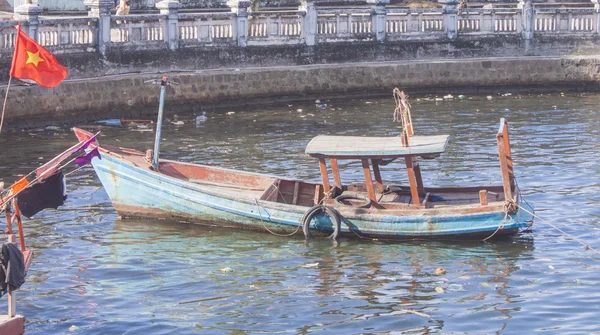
[372,160,384,193]
[413,160,425,196]
[318,158,331,194]
[479,190,488,206]
[497,133,513,201]
[502,122,514,189]
[13,203,25,253]
[404,156,421,205]
[361,159,377,202]
[330,159,342,189]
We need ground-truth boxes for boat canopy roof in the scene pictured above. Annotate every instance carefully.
[305,134,450,159]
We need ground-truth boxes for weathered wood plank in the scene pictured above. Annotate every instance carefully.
[318,158,331,194]
[405,156,421,205]
[330,159,342,188]
[361,159,377,202]
[306,134,449,158]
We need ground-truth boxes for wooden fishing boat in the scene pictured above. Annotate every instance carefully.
[73,85,533,240]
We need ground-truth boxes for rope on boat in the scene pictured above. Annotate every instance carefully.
[481,199,518,242]
[516,204,600,257]
[253,198,301,237]
[301,205,341,241]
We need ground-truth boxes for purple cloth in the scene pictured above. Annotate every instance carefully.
[71,132,100,154]
[75,148,101,166]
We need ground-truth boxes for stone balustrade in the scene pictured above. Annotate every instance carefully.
[0,0,598,58]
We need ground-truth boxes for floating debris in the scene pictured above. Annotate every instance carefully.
[458,95,465,100]
[443,94,453,100]
[301,262,319,268]
[221,267,232,272]
[97,119,122,126]
[179,295,232,305]
[548,265,555,270]
[172,121,184,126]
[435,267,446,275]
[435,286,444,294]
[296,109,303,113]
[399,309,433,319]
[447,284,464,291]
[575,278,598,286]
[195,112,207,124]
[487,96,493,100]
[481,282,490,287]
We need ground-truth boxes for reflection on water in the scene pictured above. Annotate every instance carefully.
[0,92,599,334]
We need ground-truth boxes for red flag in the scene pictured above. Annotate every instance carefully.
[9,23,67,88]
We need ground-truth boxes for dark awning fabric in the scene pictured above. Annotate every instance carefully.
[16,171,67,218]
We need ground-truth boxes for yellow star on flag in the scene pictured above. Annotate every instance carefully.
[25,50,44,67]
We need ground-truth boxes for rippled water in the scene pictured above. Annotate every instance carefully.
[1,92,599,334]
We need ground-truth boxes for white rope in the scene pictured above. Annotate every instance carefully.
[253,198,300,237]
[517,204,600,256]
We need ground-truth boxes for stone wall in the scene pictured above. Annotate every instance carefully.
[2,56,599,128]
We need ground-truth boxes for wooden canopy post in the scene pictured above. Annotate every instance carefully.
[404,156,421,205]
[330,159,342,189]
[496,118,514,201]
[413,160,425,196]
[318,158,331,194]
[361,159,377,202]
[371,160,384,193]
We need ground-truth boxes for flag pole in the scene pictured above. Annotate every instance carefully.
[0,76,13,135]
[1,23,22,136]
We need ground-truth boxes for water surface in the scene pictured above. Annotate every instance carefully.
[0,92,599,334]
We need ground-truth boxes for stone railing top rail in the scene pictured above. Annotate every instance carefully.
[109,13,167,21]
[39,17,99,24]
[535,7,597,12]
[0,21,19,28]
[318,8,375,14]
[249,10,307,16]
[178,12,235,19]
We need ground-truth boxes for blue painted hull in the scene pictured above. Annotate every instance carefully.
[91,153,533,239]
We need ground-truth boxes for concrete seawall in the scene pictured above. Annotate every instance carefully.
[1,55,600,128]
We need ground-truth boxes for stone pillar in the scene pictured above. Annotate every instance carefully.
[518,0,534,54]
[367,0,388,42]
[594,0,600,35]
[299,0,317,46]
[227,0,252,47]
[439,0,459,40]
[84,0,113,56]
[14,3,42,40]
[156,0,180,50]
